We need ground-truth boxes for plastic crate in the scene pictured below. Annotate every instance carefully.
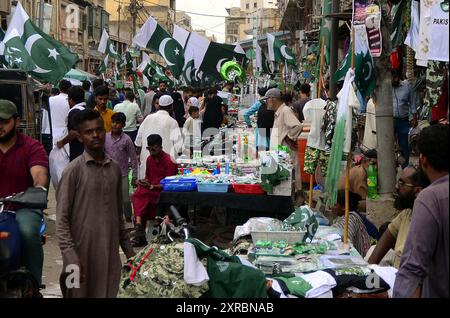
[232,183,266,195]
[251,231,306,245]
[161,178,197,192]
[197,183,230,193]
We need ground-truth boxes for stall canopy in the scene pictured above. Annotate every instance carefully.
[64,68,97,82]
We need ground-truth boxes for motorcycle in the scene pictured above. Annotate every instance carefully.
[0,187,48,298]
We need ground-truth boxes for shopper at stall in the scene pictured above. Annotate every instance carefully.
[367,166,429,268]
[135,95,182,179]
[56,109,135,298]
[292,83,311,122]
[131,134,178,247]
[394,124,449,298]
[105,112,138,223]
[392,70,418,169]
[264,88,302,188]
[202,87,225,132]
[331,190,371,257]
[244,87,274,151]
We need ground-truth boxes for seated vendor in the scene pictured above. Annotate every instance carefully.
[131,134,178,247]
[338,155,372,211]
[332,190,371,257]
[367,166,429,268]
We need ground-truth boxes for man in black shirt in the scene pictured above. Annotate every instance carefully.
[56,86,86,161]
[292,83,311,122]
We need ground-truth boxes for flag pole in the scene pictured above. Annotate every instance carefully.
[344,26,356,245]
[310,36,326,208]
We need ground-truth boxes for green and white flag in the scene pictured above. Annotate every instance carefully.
[199,42,246,76]
[354,25,375,98]
[98,29,122,61]
[0,2,78,84]
[139,53,173,87]
[390,0,406,49]
[333,47,352,83]
[319,0,332,65]
[333,26,375,98]
[325,69,358,206]
[133,16,184,77]
[98,54,109,74]
[0,27,7,67]
[267,33,296,66]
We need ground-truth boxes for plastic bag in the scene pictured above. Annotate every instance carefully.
[49,147,69,189]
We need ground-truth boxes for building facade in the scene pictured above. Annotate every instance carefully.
[225,7,246,44]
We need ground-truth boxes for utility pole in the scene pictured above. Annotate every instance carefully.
[129,0,138,39]
[374,14,396,196]
[38,0,45,29]
[328,0,339,100]
[118,0,121,40]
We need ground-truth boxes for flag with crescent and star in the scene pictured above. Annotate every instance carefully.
[98,29,122,62]
[98,54,109,74]
[333,26,375,99]
[198,42,247,78]
[138,52,174,87]
[354,25,375,98]
[267,33,296,66]
[133,16,184,78]
[0,2,78,84]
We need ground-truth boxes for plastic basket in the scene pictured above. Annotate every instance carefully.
[197,183,230,193]
[232,183,266,195]
[251,231,306,245]
[161,178,197,192]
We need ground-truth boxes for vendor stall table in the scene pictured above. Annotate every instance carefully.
[157,192,295,222]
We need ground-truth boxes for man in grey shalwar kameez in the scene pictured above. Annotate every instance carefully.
[56,109,135,298]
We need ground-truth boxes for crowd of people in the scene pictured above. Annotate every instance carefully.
[0,72,448,298]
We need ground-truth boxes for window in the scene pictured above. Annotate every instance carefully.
[254,2,257,8]
[246,3,249,9]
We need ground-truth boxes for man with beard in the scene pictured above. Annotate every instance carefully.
[394,124,449,298]
[367,166,429,268]
[0,100,49,286]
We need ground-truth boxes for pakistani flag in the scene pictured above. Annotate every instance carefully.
[325,69,357,206]
[199,42,248,78]
[0,27,6,67]
[333,48,351,83]
[333,26,375,98]
[354,25,375,98]
[0,2,78,84]
[98,54,109,74]
[390,0,406,49]
[98,29,122,61]
[319,0,332,65]
[133,16,184,78]
[267,33,296,66]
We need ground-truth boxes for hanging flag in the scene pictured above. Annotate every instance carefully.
[133,16,184,77]
[173,25,190,50]
[98,54,109,74]
[325,69,359,206]
[333,47,352,83]
[98,29,122,61]
[267,33,296,66]
[354,25,376,98]
[139,52,174,87]
[0,27,6,67]
[0,2,78,84]
[390,0,406,49]
[319,0,332,65]
[199,42,247,76]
